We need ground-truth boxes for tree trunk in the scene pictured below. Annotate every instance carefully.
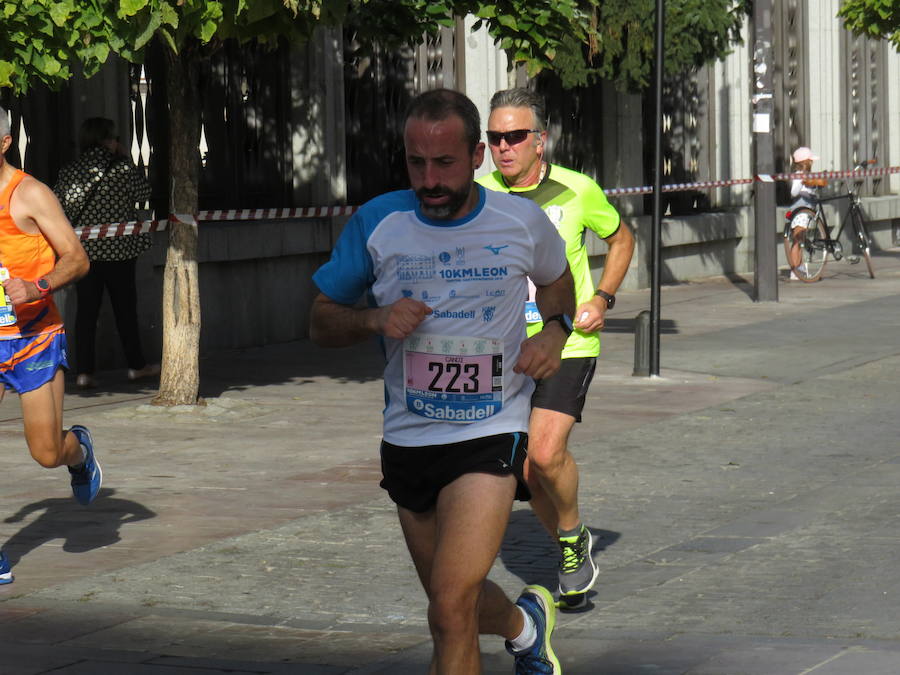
[153,49,202,406]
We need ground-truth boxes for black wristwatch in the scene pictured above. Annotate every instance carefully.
[594,288,615,309]
[543,313,574,337]
[34,277,52,298]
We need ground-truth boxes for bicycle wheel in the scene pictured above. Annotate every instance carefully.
[784,212,827,282]
[851,206,875,278]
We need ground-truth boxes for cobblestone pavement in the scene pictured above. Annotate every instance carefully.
[2,252,900,674]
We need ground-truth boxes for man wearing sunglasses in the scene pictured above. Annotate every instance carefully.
[478,87,635,609]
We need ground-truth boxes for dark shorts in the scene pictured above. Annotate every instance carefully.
[379,432,531,513]
[0,329,68,394]
[531,356,597,421]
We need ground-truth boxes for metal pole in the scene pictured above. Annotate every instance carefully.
[649,0,665,375]
[633,310,651,376]
[752,0,778,302]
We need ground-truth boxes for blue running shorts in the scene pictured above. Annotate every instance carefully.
[0,329,68,394]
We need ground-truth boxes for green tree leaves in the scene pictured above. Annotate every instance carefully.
[344,0,748,92]
[588,0,749,91]
[839,0,900,51]
[0,1,338,93]
[0,0,749,94]
[1,0,110,90]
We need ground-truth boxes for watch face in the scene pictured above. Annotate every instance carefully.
[37,278,50,292]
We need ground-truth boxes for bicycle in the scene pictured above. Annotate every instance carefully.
[783,159,876,282]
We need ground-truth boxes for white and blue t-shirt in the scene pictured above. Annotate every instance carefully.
[313,185,567,447]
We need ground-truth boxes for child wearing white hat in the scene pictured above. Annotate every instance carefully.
[786,147,827,279]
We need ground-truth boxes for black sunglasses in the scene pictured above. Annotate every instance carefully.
[486,129,541,147]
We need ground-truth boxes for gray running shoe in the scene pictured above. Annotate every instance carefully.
[557,526,598,597]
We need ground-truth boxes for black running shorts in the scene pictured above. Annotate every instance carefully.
[379,432,531,513]
[531,356,597,421]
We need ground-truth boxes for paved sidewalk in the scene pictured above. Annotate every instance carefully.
[2,250,900,674]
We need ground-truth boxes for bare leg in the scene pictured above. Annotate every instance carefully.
[398,472,523,675]
[526,407,581,536]
[19,369,83,468]
[788,226,807,270]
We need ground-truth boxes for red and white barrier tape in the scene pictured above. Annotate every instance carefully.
[197,206,357,220]
[73,165,899,238]
[604,177,755,196]
[74,214,197,240]
[603,165,900,197]
[75,219,168,241]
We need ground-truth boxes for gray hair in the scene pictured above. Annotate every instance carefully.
[0,106,10,138]
[489,88,547,131]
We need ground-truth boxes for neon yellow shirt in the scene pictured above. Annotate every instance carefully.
[478,163,621,357]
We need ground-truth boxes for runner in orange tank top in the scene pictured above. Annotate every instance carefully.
[0,169,65,338]
[0,106,100,586]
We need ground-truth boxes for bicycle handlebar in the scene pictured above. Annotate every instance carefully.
[834,159,878,199]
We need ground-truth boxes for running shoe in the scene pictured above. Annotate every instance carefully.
[558,525,599,598]
[68,425,102,505]
[506,584,560,674]
[75,373,98,389]
[789,263,809,281]
[0,551,12,585]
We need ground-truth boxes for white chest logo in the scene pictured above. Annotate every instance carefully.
[544,205,564,229]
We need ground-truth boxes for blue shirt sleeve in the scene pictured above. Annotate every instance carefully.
[312,211,374,305]
[312,191,416,305]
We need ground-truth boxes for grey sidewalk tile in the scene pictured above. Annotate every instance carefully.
[4,252,900,673]
[683,642,900,675]
[46,663,271,675]
[156,656,345,674]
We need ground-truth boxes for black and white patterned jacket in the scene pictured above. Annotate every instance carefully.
[54,145,153,262]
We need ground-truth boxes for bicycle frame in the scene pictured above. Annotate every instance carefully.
[783,159,876,281]
[784,200,842,260]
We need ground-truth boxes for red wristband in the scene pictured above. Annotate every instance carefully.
[34,277,51,298]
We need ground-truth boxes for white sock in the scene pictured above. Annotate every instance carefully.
[67,439,87,468]
[508,605,537,651]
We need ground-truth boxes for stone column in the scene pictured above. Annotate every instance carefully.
[459,16,508,180]
[290,27,347,206]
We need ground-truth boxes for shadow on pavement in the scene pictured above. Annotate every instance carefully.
[2,488,156,564]
[500,508,620,592]
[65,338,387,401]
[198,338,386,398]
[603,317,678,334]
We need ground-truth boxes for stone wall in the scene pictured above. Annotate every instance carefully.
[61,194,898,374]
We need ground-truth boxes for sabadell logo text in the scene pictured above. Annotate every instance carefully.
[417,402,497,420]
[432,309,476,319]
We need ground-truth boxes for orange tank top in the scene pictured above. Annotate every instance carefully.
[0,170,63,339]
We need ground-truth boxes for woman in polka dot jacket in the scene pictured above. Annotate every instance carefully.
[54,118,159,389]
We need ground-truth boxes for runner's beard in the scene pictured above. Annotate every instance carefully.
[416,185,470,220]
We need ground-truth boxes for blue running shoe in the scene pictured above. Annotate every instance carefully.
[506,584,560,674]
[0,551,13,585]
[68,425,101,505]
